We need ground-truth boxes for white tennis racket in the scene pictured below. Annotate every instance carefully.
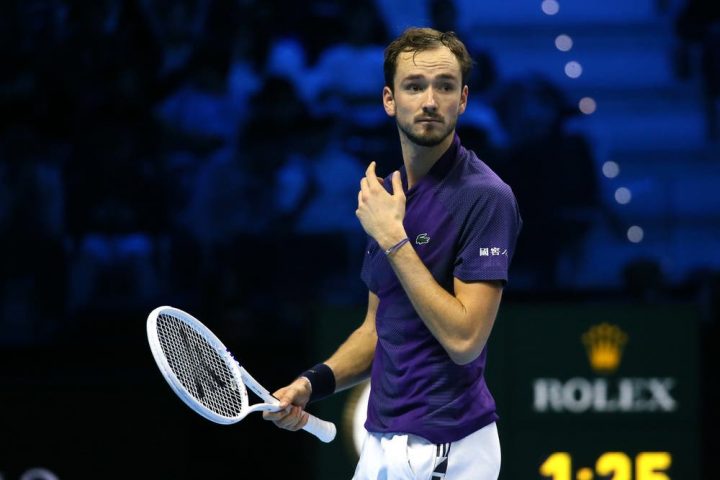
[146,305,336,443]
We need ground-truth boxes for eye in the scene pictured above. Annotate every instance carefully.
[406,83,422,92]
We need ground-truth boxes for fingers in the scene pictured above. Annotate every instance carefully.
[262,397,290,422]
[391,171,404,198]
[261,379,312,432]
[364,161,394,190]
[271,388,294,410]
[263,405,309,431]
[361,167,375,196]
[362,162,389,191]
[365,161,377,183]
[360,176,369,193]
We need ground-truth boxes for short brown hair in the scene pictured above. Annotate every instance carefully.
[384,27,474,90]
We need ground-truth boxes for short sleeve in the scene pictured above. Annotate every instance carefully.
[453,182,522,283]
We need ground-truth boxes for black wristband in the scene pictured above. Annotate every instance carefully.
[300,363,336,403]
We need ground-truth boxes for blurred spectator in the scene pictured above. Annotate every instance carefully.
[674,0,720,141]
[63,121,168,313]
[236,0,382,72]
[265,36,309,99]
[0,127,67,343]
[152,0,259,148]
[177,76,321,329]
[237,76,315,231]
[60,0,163,133]
[428,0,504,162]
[61,0,171,312]
[428,0,497,94]
[428,0,456,34]
[300,0,389,65]
[491,75,601,289]
[276,115,368,304]
[373,0,428,39]
[623,258,665,303]
[299,2,388,123]
[139,0,211,76]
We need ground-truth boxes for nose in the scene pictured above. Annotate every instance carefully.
[422,87,438,112]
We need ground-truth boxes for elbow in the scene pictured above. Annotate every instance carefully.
[445,339,485,366]
[448,350,481,366]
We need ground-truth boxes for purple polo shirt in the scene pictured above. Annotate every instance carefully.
[360,134,522,443]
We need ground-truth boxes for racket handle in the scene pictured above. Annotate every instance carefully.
[303,413,337,443]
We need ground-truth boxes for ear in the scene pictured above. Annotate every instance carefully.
[458,85,468,115]
[382,86,396,117]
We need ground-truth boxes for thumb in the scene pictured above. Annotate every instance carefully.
[272,388,293,409]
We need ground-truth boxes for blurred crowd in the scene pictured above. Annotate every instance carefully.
[4,0,712,347]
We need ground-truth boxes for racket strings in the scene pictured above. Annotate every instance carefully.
[156,313,247,418]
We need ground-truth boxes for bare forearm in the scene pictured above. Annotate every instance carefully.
[325,324,376,392]
[384,237,500,365]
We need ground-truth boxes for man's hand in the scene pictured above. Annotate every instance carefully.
[262,377,311,431]
[356,161,407,248]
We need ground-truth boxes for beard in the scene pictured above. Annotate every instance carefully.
[397,115,457,147]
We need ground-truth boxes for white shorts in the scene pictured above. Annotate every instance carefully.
[352,422,501,480]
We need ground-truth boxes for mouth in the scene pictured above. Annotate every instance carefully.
[416,117,443,124]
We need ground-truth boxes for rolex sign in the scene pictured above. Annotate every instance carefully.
[490,304,700,479]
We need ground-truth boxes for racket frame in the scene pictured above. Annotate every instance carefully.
[147,305,336,442]
[147,306,279,424]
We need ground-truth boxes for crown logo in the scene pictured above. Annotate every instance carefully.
[581,323,628,374]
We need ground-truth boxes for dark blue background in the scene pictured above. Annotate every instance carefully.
[0,0,717,478]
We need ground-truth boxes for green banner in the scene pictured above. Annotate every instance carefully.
[492,303,700,480]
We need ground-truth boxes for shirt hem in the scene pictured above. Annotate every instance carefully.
[364,412,499,444]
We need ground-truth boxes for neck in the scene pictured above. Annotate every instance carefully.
[400,131,455,189]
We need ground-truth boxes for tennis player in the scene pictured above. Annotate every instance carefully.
[264,27,522,479]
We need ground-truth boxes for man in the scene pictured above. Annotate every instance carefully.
[264,27,522,479]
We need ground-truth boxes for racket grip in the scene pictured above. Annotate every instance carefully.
[303,413,337,443]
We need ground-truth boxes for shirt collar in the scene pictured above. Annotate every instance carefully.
[400,133,461,195]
